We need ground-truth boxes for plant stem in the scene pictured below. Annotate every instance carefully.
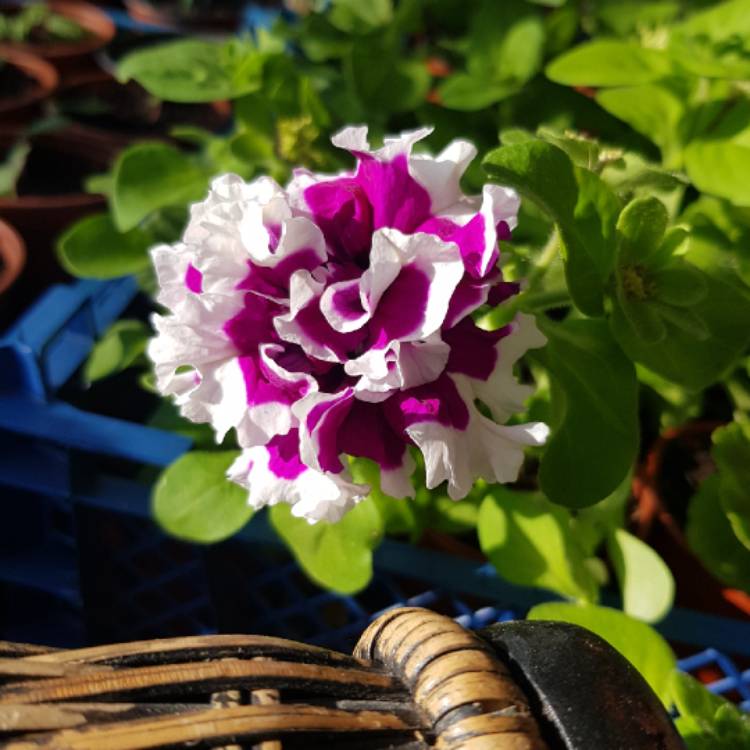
[527,228,560,289]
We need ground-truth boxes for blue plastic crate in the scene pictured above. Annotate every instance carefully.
[0,279,748,711]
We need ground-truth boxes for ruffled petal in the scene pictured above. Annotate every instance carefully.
[400,376,548,499]
[228,430,367,523]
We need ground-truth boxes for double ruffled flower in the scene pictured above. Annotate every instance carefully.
[149,126,548,523]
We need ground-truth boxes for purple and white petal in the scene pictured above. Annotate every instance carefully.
[346,335,450,401]
[402,377,548,499]
[469,314,547,423]
[228,431,367,524]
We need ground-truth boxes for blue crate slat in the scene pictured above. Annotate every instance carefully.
[0,278,138,399]
[0,397,190,467]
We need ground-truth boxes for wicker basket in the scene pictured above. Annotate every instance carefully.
[0,607,682,749]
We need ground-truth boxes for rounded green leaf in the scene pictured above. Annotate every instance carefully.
[269,499,383,594]
[546,41,672,87]
[483,140,620,315]
[527,602,677,706]
[84,320,149,383]
[610,242,750,390]
[533,318,639,508]
[596,85,684,156]
[618,297,667,344]
[152,451,252,544]
[56,213,152,279]
[616,196,669,263]
[478,487,599,602]
[686,474,750,592]
[684,140,750,207]
[607,528,675,623]
[651,266,708,307]
[118,39,265,102]
[712,421,750,551]
[112,144,209,232]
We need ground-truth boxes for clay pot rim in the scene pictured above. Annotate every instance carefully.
[0,45,59,115]
[1,1,115,60]
[0,217,27,296]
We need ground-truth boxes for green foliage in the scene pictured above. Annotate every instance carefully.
[546,41,672,86]
[56,213,152,278]
[672,672,750,749]
[0,140,30,197]
[83,320,149,384]
[118,39,267,103]
[483,139,620,315]
[712,420,750,549]
[607,528,674,623]
[270,500,383,594]
[112,144,210,232]
[152,451,253,544]
[0,3,87,43]
[532,317,639,508]
[527,602,677,706]
[478,486,599,601]
[686,475,750,593]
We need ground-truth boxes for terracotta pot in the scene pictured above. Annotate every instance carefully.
[0,218,26,297]
[124,0,249,31]
[1,1,115,78]
[0,46,58,124]
[632,420,750,620]
[0,125,109,289]
[0,216,27,328]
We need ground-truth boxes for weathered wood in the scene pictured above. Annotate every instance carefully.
[22,635,364,669]
[355,609,548,750]
[0,644,58,659]
[1,704,418,750]
[0,658,404,705]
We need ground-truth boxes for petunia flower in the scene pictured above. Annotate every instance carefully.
[149,126,548,523]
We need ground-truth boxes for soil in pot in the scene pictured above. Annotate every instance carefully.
[0,125,108,293]
[0,2,115,78]
[0,47,58,125]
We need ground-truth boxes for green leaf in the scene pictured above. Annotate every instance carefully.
[532,318,639,508]
[611,239,750,389]
[328,0,393,34]
[672,671,750,749]
[684,140,750,207]
[112,144,209,232]
[118,39,266,103]
[478,486,599,602]
[607,528,675,623]
[56,213,152,279]
[483,140,620,315]
[269,500,383,594]
[349,457,423,539]
[546,41,672,87]
[84,320,149,384]
[616,196,669,264]
[712,421,750,550]
[152,451,252,544]
[596,85,684,163]
[438,75,516,111]
[686,474,750,593]
[527,602,676,706]
[0,139,30,197]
